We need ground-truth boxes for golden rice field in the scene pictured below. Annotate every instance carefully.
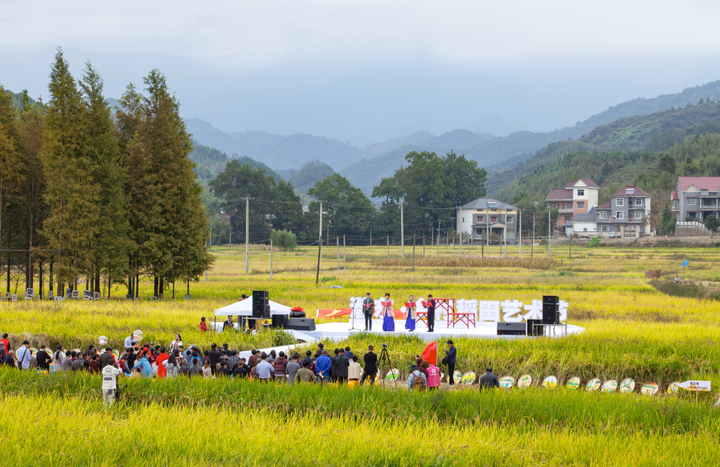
[2,242,720,465]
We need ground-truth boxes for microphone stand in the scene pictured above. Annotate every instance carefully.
[349,297,362,331]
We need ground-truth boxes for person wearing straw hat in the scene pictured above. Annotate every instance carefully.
[407,364,427,391]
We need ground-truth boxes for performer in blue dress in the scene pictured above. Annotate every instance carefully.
[381,293,395,332]
[405,295,416,332]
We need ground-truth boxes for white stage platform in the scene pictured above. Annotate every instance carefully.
[233,320,583,360]
[299,319,584,342]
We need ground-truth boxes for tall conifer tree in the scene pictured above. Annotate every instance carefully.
[79,62,128,294]
[42,48,98,291]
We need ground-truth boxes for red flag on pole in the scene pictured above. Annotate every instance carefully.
[421,342,437,366]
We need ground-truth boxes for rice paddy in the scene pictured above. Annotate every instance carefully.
[2,242,720,465]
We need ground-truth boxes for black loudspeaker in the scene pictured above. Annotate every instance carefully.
[526,319,544,336]
[497,322,526,336]
[543,295,559,304]
[252,291,269,318]
[271,314,288,329]
[542,303,559,325]
[289,310,306,318]
[285,318,316,331]
[542,295,560,325]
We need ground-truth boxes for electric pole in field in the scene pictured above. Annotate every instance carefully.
[316,201,322,285]
[400,202,404,258]
[519,209,522,256]
[245,197,249,275]
[548,209,551,258]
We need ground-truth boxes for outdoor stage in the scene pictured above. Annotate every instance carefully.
[298,319,585,342]
[236,319,584,360]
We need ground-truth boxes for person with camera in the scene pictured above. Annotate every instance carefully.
[360,344,378,385]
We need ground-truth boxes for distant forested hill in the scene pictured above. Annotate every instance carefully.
[339,81,720,195]
[492,100,720,201]
[189,140,280,184]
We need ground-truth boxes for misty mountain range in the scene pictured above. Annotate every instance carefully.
[186,79,720,197]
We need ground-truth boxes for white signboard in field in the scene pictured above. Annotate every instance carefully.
[678,380,711,392]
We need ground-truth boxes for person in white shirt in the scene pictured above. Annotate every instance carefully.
[256,353,275,381]
[124,334,137,349]
[101,364,124,406]
[16,341,32,370]
[348,355,362,383]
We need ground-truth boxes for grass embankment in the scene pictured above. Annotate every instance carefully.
[3,370,720,465]
[2,370,717,429]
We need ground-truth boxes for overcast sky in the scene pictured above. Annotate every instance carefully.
[3,0,720,144]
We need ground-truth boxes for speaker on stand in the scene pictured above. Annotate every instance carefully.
[542,295,560,325]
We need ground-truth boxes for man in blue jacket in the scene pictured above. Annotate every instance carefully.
[315,349,332,386]
[444,340,457,385]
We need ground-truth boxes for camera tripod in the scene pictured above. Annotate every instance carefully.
[378,345,397,388]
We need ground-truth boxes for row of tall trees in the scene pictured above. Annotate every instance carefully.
[210,150,488,245]
[0,49,211,297]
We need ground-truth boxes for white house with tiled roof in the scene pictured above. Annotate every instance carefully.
[456,198,517,244]
[545,178,599,234]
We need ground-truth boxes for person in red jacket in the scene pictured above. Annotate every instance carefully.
[155,347,169,379]
[200,317,208,332]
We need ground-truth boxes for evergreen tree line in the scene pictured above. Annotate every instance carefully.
[0,49,211,297]
[209,150,488,246]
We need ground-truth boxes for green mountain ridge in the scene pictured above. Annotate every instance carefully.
[492,100,720,203]
[341,80,720,196]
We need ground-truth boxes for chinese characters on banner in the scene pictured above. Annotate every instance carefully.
[348,297,568,322]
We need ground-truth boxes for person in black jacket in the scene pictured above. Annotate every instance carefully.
[444,340,457,385]
[36,345,52,370]
[330,348,340,382]
[360,345,378,386]
[335,352,350,385]
[479,367,499,390]
[208,343,222,375]
[99,347,115,369]
[426,294,435,332]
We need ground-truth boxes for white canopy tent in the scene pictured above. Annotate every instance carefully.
[214,298,292,317]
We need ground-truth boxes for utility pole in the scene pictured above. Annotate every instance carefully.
[244,197,249,275]
[316,201,322,285]
[459,228,462,257]
[412,235,416,272]
[270,238,273,281]
[519,209,522,257]
[343,234,346,270]
[548,209,552,258]
[437,219,440,257]
[400,202,404,258]
[486,210,490,255]
[532,212,535,258]
[503,209,507,257]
